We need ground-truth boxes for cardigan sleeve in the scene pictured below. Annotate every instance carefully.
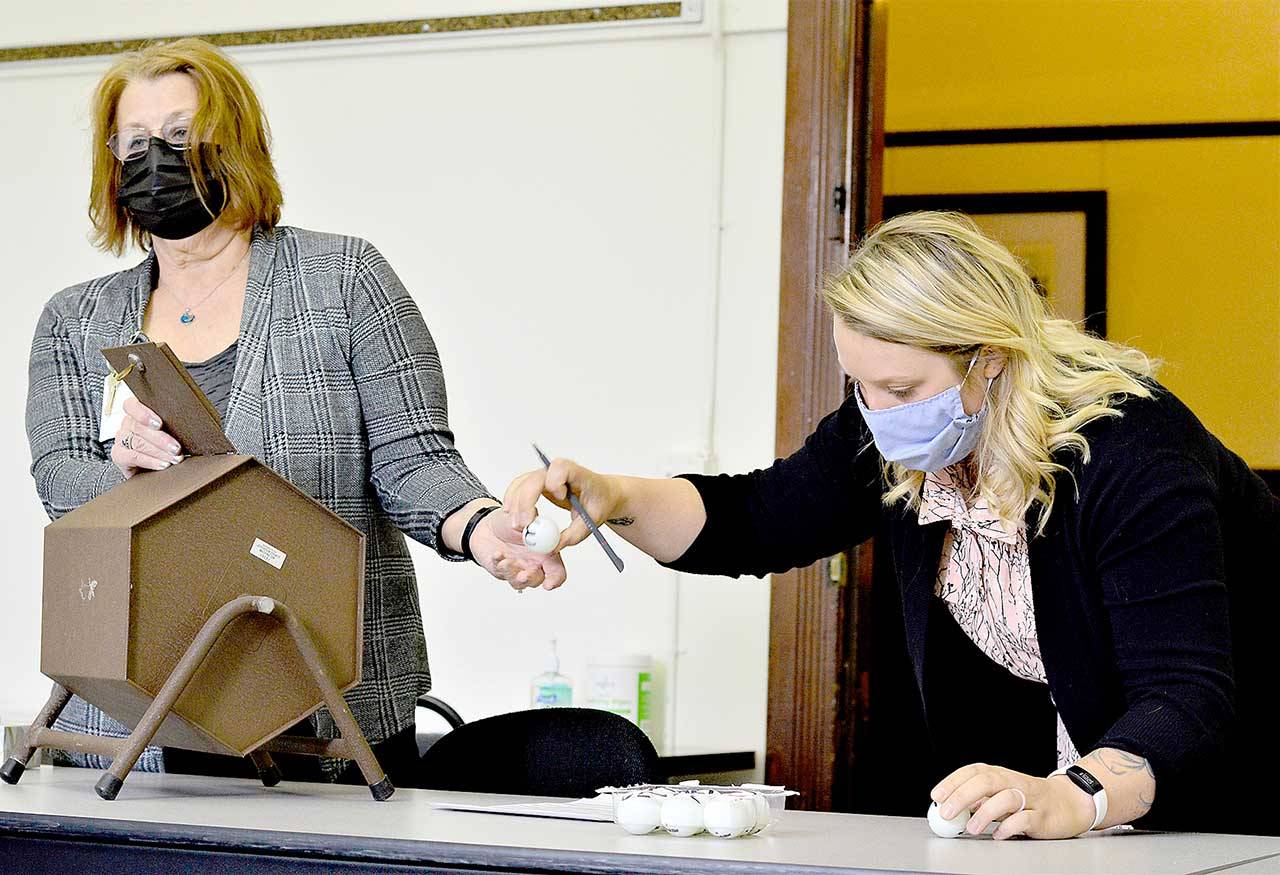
[26,303,126,520]
[1085,448,1235,780]
[661,393,884,579]
[348,240,492,558]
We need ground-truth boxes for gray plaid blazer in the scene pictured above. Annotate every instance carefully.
[26,224,490,772]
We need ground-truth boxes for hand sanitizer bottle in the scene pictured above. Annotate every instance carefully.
[531,639,573,708]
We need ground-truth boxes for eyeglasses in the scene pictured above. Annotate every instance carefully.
[107,115,194,162]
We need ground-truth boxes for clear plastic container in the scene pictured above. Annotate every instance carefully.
[598,782,798,839]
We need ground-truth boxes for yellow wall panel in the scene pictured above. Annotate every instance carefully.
[885,0,1280,131]
[883,0,1280,467]
[886,138,1280,465]
[884,142,1104,193]
[1102,138,1280,465]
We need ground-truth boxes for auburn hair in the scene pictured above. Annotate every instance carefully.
[88,37,282,254]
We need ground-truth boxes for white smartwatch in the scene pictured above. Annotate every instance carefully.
[1049,765,1108,832]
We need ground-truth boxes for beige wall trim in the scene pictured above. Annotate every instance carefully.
[0,3,684,64]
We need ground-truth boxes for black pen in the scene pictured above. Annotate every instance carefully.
[532,443,624,573]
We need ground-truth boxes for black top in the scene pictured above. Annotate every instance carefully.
[181,341,237,421]
[666,383,1280,834]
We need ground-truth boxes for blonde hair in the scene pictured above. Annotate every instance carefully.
[823,211,1156,534]
[88,38,283,255]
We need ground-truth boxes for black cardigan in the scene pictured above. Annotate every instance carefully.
[666,384,1280,834]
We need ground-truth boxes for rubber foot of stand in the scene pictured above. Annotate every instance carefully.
[95,774,124,800]
[0,758,26,785]
[258,763,283,788]
[370,777,395,802]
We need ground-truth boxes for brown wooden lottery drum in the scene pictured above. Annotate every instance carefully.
[40,454,365,757]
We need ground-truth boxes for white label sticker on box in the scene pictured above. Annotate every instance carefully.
[250,538,286,569]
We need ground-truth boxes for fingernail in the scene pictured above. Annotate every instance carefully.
[171,455,184,464]
[941,806,953,819]
[150,418,162,428]
[159,462,170,469]
[169,443,180,453]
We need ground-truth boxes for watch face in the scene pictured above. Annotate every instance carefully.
[1067,765,1105,796]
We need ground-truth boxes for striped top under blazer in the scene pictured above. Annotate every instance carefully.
[26,224,491,771]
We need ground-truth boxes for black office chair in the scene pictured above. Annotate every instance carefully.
[416,694,466,757]
[415,707,661,797]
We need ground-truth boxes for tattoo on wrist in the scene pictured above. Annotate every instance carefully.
[1083,749,1156,819]
[607,517,635,526]
[1089,749,1155,779]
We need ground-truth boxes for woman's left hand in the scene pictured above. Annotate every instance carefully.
[468,508,568,592]
[931,763,1096,840]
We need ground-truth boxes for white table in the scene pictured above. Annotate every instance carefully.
[2,767,1277,874]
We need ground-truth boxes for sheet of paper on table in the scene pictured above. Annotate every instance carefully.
[429,798,614,822]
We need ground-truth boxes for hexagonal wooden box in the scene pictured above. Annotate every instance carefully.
[40,453,365,758]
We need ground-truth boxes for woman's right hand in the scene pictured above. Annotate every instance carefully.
[503,458,621,552]
[111,397,185,478]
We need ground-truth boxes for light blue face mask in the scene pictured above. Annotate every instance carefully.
[854,354,993,473]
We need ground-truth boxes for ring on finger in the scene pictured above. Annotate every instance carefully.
[1008,788,1026,815]
[120,431,134,450]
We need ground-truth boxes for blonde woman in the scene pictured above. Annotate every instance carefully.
[26,38,560,786]
[506,212,1280,838]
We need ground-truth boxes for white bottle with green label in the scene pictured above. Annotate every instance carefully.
[531,639,573,708]
[585,654,657,740]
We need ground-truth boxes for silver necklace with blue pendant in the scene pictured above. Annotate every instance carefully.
[174,247,250,325]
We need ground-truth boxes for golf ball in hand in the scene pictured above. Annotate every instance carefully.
[927,801,970,838]
[522,516,560,554]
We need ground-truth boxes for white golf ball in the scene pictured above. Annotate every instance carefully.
[522,516,560,554]
[927,801,970,838]
[703,795,756,838]
[615,793,662,835]
[747,793,773,834]
[660,794,706,837]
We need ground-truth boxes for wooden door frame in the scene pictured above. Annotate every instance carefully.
[767,0,885,811]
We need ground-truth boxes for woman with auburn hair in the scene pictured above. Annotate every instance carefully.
[506,211,1280,837]
[27,38,560,785]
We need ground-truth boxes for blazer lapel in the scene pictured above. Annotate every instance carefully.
[124,253,158,344]
[222,225,275,462]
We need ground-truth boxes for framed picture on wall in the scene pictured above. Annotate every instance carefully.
[881,191,1108,337]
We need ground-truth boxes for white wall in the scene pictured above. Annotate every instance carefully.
[0,0,786,771]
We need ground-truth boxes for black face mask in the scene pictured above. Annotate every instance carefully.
[116,138,226,240]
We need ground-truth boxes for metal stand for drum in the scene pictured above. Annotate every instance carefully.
[0,595,393,802]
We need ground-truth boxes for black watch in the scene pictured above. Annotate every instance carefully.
[1050,764,1108,832]
[460,505,501,564]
